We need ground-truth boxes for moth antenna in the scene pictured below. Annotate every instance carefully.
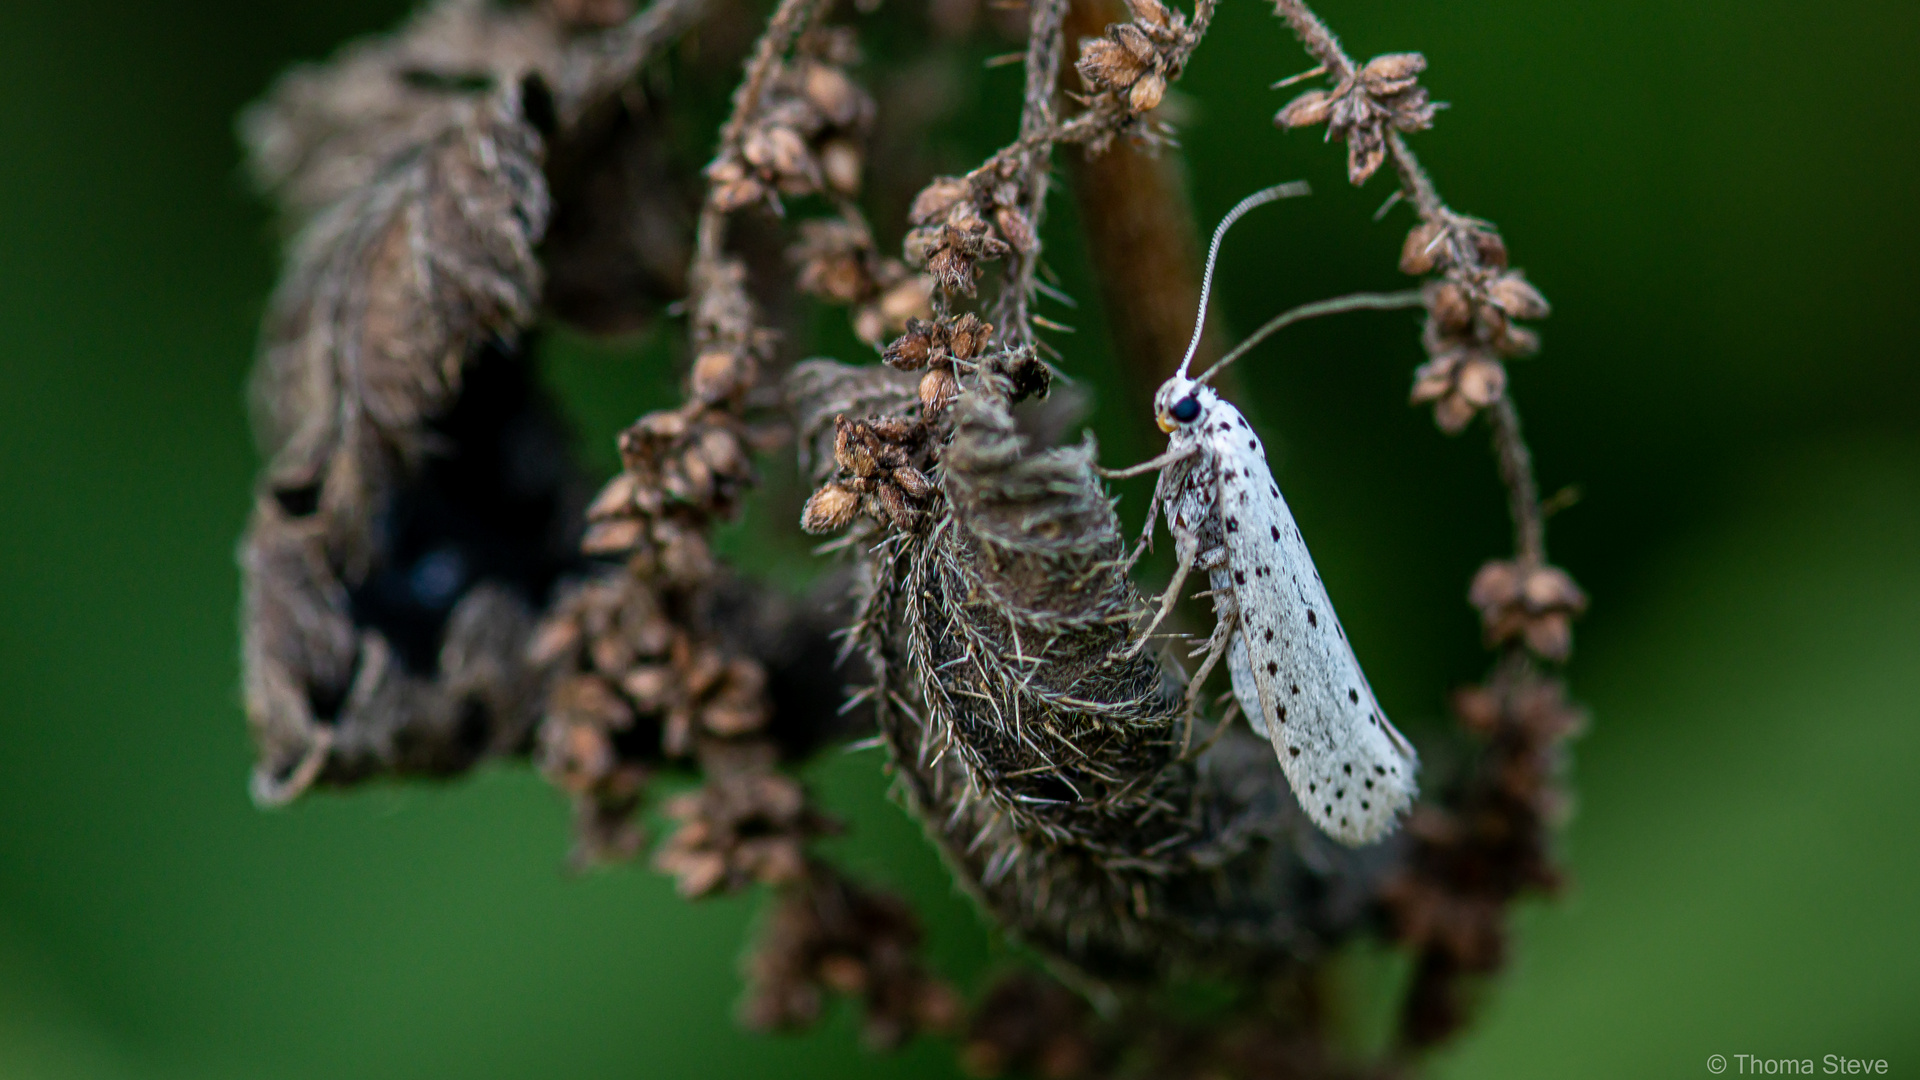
[1175,181,1311,380]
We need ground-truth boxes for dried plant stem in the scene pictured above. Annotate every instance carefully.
[995,0,1070,352]
[1488,397,1544,564]
[1272,0,1549,571]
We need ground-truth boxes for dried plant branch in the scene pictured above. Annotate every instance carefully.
[1269,0,1580,658]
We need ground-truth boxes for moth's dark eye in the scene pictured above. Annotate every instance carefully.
[1170,396,1202,423]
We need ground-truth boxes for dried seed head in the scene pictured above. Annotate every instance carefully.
[818,138,862,196]
[947,312,991,359]
[1276,88,1332,128]
[581,517,644,555]
[883,319,937,370]
[692,349,753,403]
[1470,559,1588,660]
[1426,280,1474,331]
[1401,220,1446,275]
[1128,70,1168,113]
[801,63,864,127]
[1077,38,1147,93]
[801,482,861,534]
[918,367,959,413]
[1456,356,1507,406]
[909,177,969,226]
[1487,271,1550,321]
[1360,52,1427,95]
[1127,0,1173,29]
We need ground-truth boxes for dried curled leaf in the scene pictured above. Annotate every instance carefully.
[242,0,566,226]
[249,72,552,576]
[240,346,590,805]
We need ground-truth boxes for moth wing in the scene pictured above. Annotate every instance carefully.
[1208,422,1417,846]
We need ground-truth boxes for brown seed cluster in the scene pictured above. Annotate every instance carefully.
[788,216,934,344]
[960,973,1098,1080]
[529,570,788,859]
[801,415,937,534]
[881,311,993,414]
[1383,669,1585,1046]
[654,745,839,896]
[1275,52,1438,185]
[743,865,962,1050]
[903,165,1035,297]
[708,28,875,213]
[1468,559,1588,662]
[1073,0,1201,117]
[1397,218,1548,433]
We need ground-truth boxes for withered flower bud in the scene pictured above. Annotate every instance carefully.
[883,319,937,370]
[1426,280,1474,331]
[947,312,991,359]
[1470,559,1588,661]
[1128,70,1168,112]
[1113,23,1155,63]
[801,64,864,127]
[909,177,969,226]
[581,517,644,556]
[1360,52,1427,95]
[801,482,861,534]
[1474,228,1510,270]
[620,664,676,712]
[692,349,752,403]
[1276,88,1332,128]
[833,416,880,477]
[1078,38,1148,93]
[1411,351,1505,434]
[892,465,934,501]
[993,205,1036,254]
[1487,271,1550,321]
[918,368,958,413]
[1400,220,1446,275]
[818,139,862,196]
[585,472,638,521]
[874,276,933,336]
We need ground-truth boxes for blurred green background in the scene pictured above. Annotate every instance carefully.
[3,0,1917,1077]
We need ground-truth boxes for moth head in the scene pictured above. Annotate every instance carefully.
[1154,377,1212,433]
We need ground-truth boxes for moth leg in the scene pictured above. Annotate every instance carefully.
[1130,523,1200,656]
[1121,470,1172,573]
[1098,441,1197,480]
[1185,596,1236,713]
[1181,695,1239,762]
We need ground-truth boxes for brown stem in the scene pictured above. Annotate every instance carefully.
[697,0,831,263]
[994,0,1070,352]
[1272,0,1549,572]
[1488,396,1545,564]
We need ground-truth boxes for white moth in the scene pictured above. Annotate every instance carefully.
[1116,184,1418,846]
